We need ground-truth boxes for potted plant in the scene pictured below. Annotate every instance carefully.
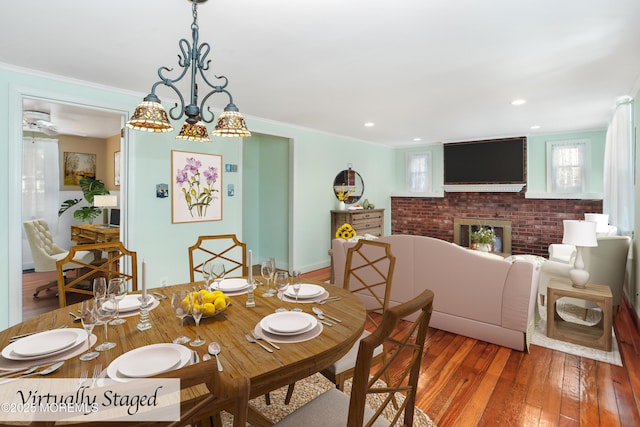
[58,176,110,223]
[470,226,495,252]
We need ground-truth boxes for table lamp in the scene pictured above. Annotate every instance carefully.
[562,219,598,288]
[93,195,118,226]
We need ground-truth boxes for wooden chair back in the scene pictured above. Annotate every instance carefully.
[343,239,396,327]
[348,289,434,427]
[188,234,248,282]
[55,241,137,308]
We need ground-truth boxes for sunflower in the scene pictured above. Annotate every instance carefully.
[336,223,357,240]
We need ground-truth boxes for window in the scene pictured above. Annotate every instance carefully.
[546,139,590,193]
[406,152,431,193]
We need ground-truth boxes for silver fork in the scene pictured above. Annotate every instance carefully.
[77,370,88,389]
[245,334,273,353]
[252,332,280,350]
[90,363,102,388]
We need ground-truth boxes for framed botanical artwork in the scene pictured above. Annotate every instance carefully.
[172,150,222,223]
[63,152,96,186]
[114,151,121,186]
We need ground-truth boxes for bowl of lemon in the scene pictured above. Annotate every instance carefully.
[184,289,231,318]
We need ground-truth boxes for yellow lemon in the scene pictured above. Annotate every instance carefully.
[181,297,190,312]
[192,303,201,313]
[210,290,224,299]
[203,303,216,316]
[203,291,215,304]
[199,289,209,298]
[214,296,227,311]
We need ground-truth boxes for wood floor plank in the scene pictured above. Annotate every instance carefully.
[579,358,600,426]
[539,350,566,425]
[560,354,581,423]
[596,362,621,426]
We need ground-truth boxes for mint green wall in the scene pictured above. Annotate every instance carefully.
[0,67,394,329]
[527,130,607,194]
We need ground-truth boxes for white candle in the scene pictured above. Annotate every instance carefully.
[142,259,147,301]
[248,250,253,284]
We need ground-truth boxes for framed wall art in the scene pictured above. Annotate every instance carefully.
[63,152,96,186]
[172,150,222,223]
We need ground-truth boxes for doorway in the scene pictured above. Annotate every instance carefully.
[10,91,128,323]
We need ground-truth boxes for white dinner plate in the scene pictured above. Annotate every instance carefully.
[117,346,182,378]
[260,312,317,336]
[284,284,324,299]
[107,343,192,381]
[215,278,249,292]
[2,329,87,361]
[12,329,79,357]
[105,294,155,313]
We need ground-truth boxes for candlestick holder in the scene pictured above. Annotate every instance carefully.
[137,294,152,331]
[245,280,256,308]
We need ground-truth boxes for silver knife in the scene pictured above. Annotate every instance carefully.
[255,333,280,350]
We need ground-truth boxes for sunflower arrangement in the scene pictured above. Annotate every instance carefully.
[336,223,357,240]
[337,185,355,202]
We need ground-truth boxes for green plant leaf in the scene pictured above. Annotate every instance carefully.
[58,198,82,217]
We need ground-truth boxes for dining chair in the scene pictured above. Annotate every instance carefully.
[273,288,434,427]
[24,219,95,297]
[284,239,396,404]
[55,241,138,308]
[188,234,248,282]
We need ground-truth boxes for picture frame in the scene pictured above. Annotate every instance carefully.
[63,152,96,186]
[114,151,121,186]
[172,150,222,223]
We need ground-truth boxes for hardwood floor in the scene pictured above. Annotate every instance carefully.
[21,267,640,426]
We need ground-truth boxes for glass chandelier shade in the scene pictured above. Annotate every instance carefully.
[125,0,249,140]
[176,121,211,142]
[212,105,251,137]
[126,99,173,133]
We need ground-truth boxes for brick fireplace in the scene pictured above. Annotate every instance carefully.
[391,192,602,257]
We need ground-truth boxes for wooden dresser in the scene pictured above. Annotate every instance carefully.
[331,209,384,241]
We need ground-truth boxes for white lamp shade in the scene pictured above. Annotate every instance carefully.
[584,213,609,233]
[93,195,118,208]
[562,220,598,247]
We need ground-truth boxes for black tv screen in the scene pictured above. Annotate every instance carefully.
[444,137,526,184]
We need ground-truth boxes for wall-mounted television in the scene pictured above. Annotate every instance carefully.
[443,137,526,185]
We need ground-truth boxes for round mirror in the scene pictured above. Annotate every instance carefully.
[333,168,364,204]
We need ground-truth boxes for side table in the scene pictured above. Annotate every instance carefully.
[546,280,612,351]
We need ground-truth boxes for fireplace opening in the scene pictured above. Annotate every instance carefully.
[453,218,512,256]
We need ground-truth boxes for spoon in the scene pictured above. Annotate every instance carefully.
[202,353,211,362]
[208,342,223,371]
[312,307,342,323]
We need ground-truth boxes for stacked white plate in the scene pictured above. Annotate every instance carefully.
[283,283,325,300]
[2,329,88,361]
[104,294,156,313]
[210,278,250,295]
[106,343,192,381]
[260,312,318,336]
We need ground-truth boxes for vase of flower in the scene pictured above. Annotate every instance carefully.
[477,243,492,252]
[470,226,495,252]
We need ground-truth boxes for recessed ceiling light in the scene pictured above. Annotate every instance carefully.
[511,99,526,106]
[530,125,541,129]
[413,138,422,142]
[364,122,375,127]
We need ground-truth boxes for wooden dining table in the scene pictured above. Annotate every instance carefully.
[0,280,366,426]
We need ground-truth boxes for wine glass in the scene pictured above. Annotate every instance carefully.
[92,277,107,299]
[291,270,302,312]
[261,259,275,297]
[190,292,205,347]
[274,271,290,312]
[108,278,127,325]
[79,299,99,361]
[202,260,212,288]
[94,295,117,351]
[171,290,191,344]
[211,262,226,290]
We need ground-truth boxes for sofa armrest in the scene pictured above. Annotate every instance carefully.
[549,244,576,264]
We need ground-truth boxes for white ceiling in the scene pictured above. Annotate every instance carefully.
[3,0,640,145]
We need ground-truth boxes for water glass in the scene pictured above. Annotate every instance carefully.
[171,290,191,344]
[274,271,290,312]
[79,299,99,361]
[108,278,127,325]
[95,295,117,351]
[202,260,212,288]
[93,277,107,299]
[211,262,226,290]
[291,270,302,312]
[190,292,205,347]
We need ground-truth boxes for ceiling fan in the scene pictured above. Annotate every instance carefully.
[23,110,59,135]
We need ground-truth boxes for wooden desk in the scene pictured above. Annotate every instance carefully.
[0,280,365,425]
[546,279,612,351]
[70,224,120,244]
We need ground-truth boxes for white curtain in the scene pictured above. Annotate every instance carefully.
[22,137,60,234]
[603,97,634,236]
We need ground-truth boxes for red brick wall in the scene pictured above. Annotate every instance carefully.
[391,193,602,257]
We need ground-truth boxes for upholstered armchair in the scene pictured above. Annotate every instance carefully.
[538,236,631,313]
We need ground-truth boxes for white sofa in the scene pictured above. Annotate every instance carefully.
[331,235,539,351]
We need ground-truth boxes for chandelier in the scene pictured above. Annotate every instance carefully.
[126,0,250,141]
